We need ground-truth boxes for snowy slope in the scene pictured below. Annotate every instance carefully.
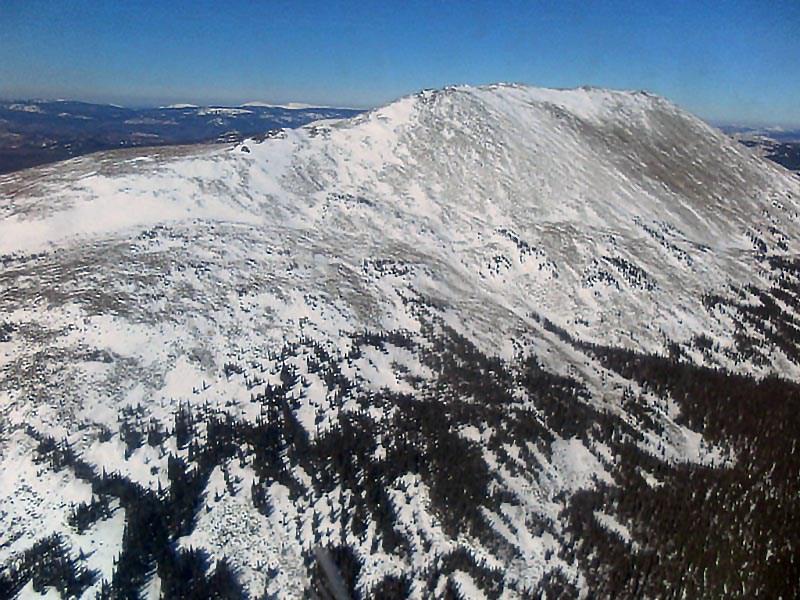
[1,84,799,598]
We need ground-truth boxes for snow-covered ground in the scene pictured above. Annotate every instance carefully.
[1,83,798,598]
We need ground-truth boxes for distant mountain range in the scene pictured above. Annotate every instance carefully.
[0,100,362,174]
[716,123,800,143]
[717,124,800,172]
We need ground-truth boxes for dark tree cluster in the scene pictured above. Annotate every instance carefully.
[634,217,693,267]
[703,255,800,367]
[604,255,656,290]
[0,534,97,599]
[68,495,113,534]
[16,426,246,599]
[540,291,800,598]
[0,321,15,343]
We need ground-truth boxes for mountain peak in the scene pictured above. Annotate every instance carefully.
[402,82,669,120]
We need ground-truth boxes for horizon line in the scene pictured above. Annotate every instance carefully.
[2,90,800,130]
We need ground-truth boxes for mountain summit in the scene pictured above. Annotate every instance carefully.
[1,84,799,598]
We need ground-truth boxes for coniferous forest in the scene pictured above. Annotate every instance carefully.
[2,268,799,599]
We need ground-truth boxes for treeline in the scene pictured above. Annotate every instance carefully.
[7,319,606,598]
[6,291,799,598]
[539,287,800,598]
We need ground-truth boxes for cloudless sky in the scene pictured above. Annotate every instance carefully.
[1,0,798,125]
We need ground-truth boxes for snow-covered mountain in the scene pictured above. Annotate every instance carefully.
[1,84,799,598]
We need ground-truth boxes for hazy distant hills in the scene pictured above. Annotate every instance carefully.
[717,123,800,143]
[717,124,800,172]
[742,139,800,172]
[0,100,362,174]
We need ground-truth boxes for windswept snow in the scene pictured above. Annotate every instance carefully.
[1,83,799,598]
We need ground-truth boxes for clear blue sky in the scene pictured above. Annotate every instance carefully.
[1,0,798,125]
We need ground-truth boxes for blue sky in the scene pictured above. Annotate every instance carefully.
[1,0,798,125]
